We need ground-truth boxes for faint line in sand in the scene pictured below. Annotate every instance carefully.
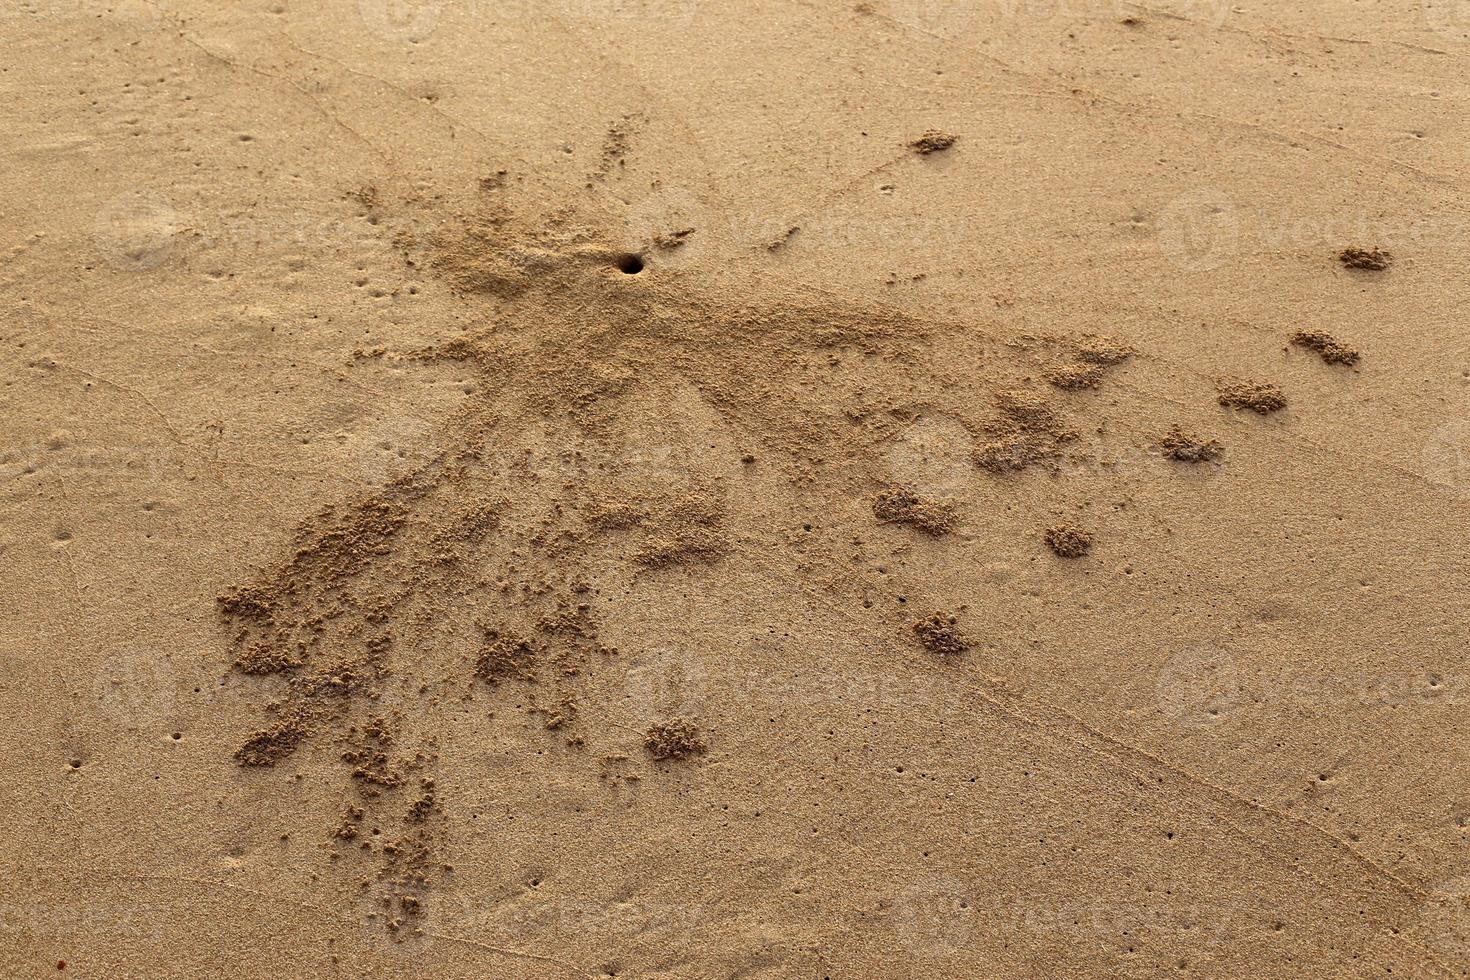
[94,870,596,977]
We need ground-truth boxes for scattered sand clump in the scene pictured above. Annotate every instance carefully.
[645,718,707,760]
[234,719,308,767]
[873,486,956,535]
[1290,330,1360,366]
[632,495,730,567]
[1044,524,1093,558]
[475,631,537,684]
[910,130,958,154]
[912,611,972,656]
[1159,427,1224,463]
[973,388,1078,473]
[1339,247,1391,271]
[1044,362,1106,390]
[1217,380,1287,414]
[1072,335,1134,366]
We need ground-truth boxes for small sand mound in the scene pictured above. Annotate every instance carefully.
[632,492,730,567]
[910,130,958,154]
[645,718,707,760]
[1044,362,1105,390]
[1290,330,1360,366]
[1043,335,1132,391]
[1217,380,1287,414]
[1159,427,1224,463]
[1044,524,1093,558]
[973,432,1056,472]
[873,486,956,535]
[475,631,537,684]
[1072,334,1134,366]
[1339,247,1391,271]
[912,611,971,656]
[234,719,307,767]
[233,642,304,675]
[974,388,1078,472]
[654,228,694,250]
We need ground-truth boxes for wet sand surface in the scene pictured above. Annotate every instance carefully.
[4,1,1470,976]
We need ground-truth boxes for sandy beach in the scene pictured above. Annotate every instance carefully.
[4,1,1470,976]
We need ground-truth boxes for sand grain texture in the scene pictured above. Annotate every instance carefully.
[4,1,1470,977]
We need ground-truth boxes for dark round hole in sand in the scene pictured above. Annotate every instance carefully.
[614,253,644,275]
